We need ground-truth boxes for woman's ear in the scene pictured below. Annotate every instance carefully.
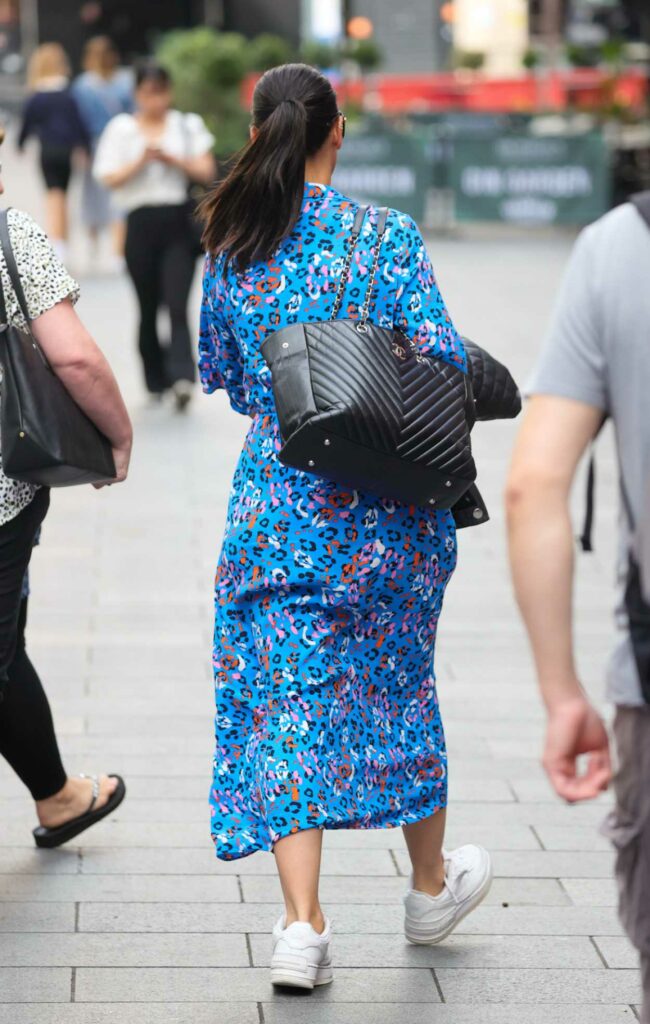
[331,118,343,152]
[249,124,258,142]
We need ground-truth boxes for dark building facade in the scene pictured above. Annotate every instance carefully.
[33,0,300,68]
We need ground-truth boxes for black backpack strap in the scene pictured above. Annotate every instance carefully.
[0,209,31,328]
[631,191,650,230]
[578,415,608,553]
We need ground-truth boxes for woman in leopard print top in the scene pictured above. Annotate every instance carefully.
[0,130,133,848]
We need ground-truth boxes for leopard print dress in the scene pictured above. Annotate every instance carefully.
[200,183,466,859]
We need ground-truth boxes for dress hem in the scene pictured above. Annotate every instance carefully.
[212,798,448,862]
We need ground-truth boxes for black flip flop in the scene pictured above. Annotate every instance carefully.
[32,774,126,849]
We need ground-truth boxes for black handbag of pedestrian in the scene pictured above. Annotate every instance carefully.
[262,205,477,508]
[0,210,116,487]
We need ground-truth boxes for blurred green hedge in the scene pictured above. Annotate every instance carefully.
[156,27,383,160]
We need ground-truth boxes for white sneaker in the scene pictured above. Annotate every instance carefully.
[172,379,194,413]
[270,916,333,989]
[403,844,493,945]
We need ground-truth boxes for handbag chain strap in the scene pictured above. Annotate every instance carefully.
[330,205,388,324]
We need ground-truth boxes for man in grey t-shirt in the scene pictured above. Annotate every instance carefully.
[506,198,650,1021]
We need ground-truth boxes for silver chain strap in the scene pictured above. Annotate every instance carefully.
[358,229,384,328]
[330,206,388,328]
[330,229,359,321]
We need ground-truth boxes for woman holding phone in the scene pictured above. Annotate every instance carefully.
[94,61,216,411]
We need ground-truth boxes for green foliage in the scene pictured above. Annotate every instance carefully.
[600,37,625,68]
[454,50,486,71]
[522,48,541,71]
[248,33,293,71]
[565,43,600,69]
[343,37,383,73]
[157,28,248,92]
[300,39,340,70]
[156,27,251,160]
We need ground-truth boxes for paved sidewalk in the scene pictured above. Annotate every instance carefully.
[0,140,641,1022]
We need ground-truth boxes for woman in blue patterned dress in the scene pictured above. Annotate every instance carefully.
[199,64,492,988]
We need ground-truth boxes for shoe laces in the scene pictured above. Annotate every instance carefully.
[443,848,473,889]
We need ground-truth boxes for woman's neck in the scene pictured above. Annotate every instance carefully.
[137,111,168,128]
[304,153,334,187]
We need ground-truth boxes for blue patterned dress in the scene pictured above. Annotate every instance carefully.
[199,183,466,860]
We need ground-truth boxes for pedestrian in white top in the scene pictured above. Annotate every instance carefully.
[94,61,216,411]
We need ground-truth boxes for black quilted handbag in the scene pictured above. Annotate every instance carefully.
[0,210,116,487]
[262,206,476,508]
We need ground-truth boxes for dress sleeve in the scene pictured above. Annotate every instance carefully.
[393,213,466,371]
[199,258,248,415]
[5,210,79,329]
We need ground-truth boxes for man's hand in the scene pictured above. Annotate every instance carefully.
[543,695,612,802]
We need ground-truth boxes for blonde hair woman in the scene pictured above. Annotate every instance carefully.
[72,37,133,265]
[19,43,89,261]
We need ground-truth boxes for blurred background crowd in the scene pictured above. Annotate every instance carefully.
[0,0,648,255]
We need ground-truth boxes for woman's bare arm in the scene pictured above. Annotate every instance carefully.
[31,299,133,481]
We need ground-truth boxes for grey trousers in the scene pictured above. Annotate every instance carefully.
[602,706,650,1021]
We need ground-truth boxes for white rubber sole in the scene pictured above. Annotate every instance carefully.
[270,956,333,990]
[404,859,494,945]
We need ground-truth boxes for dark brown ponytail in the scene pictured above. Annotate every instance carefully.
[201,63,338,273]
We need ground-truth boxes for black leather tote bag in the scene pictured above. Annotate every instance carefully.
[0,210,116,486]
[262,206,476,508]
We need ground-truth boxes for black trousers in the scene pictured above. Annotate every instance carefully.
[0,489,67,801]
[125,203,198,394]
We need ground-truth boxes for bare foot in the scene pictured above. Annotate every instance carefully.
[35,775,118,829]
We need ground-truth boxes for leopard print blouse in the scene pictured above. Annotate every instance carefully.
[0,208,79,525]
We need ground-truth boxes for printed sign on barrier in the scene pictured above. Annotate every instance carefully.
[333,127,429,222]
[451,133,610,225]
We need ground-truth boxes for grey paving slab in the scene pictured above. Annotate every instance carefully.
[87,649,208,681]
[261,1003,638,1024]
[57,735,214,758]
[561,878,619,907]
[394,848,614,879]
[436,967,641,1004]
[6,799,208,824]
[75,966,440,1003]
[535,825,612,852]
[79,847,397,877]
[240,875,569,905]
[594,937,640,970]
[0,875,240,903]
[0,968,70,1002]
[250,933,601,969]
[0,849,79,875]
[0,903,75,933]
[77,900,624,937]
[0,933,248,968]
[446,778,516,802]
[0,1005,259,1024]
[64,756,210,780]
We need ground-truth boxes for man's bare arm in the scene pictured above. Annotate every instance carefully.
[506,394,611,801]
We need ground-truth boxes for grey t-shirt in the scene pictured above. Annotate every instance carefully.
[528,201,650,707]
